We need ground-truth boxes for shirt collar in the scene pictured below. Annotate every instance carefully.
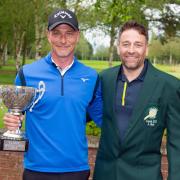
[51,57,75,76]
[118,59,148,82]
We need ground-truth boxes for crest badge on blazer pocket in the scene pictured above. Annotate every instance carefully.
[144,106,158,127]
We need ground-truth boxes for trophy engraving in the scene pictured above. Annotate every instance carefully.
[0,81,45,152]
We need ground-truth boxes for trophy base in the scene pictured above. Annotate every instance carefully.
[0,133,29,152]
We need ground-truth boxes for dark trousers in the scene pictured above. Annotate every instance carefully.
[23,169,90,180]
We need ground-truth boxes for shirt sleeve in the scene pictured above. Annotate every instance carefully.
[14,74,21,85]
[87,80,103,127]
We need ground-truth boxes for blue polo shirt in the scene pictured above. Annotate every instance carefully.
[115,60,148,141]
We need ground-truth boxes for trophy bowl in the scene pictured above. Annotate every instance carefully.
[0,85,36,115]
[0,85,36,152]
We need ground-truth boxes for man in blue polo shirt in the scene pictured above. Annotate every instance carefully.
[93,20,180,180]
[3,8,102,180]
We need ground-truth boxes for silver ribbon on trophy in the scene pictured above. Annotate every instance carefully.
[0,81,45,152]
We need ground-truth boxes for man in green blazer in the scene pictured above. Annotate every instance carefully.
[93,21,180,180]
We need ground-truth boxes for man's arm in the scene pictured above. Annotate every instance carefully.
[167,81,180,180]
[87,79,103,127]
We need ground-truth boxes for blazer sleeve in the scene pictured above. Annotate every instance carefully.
[166,81,180,180]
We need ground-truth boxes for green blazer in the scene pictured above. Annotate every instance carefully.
[93,61,180,180]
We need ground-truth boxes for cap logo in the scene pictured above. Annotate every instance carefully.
[60,14,66,19]
[54,11,72,19]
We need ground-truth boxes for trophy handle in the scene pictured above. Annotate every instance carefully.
[29,81,45,112]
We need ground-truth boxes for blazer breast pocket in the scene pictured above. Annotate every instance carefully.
[143,103,162,128]
[142,103,165,151]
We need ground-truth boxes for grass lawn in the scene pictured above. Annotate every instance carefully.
[81,60,120,72]
[0,59,179,130]
[0,104,6,128]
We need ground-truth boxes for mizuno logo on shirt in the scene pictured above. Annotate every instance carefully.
[80,78,89,82]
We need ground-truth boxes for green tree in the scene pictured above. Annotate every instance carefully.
[0,0,35,71]
[161,37,180,64]
[75,34,93,60]
[149,36,180,64]
[93,45,109,61]
[145,0,180,40]
[149,36,164,64]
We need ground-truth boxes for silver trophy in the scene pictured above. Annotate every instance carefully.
[0,81,45,152]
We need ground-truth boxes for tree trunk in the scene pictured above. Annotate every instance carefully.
[33,0,48,60]
[0,42,8,66]
[153,56,156,66]
[0,44,3,66]
[3,42,8,65]
[169,53,172,65]
[22,36,27,66]
[15,31,26,72]
[108,24,116,67]
[34,1,42,60]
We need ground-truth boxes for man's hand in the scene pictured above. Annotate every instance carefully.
[3,113,24,131]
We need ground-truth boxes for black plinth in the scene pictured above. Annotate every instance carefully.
[0,133,28,152]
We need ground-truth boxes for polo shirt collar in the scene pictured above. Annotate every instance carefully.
[118,59,148,82]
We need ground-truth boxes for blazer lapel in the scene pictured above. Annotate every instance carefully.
[107,66,121,137]
[123,62,159,141]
